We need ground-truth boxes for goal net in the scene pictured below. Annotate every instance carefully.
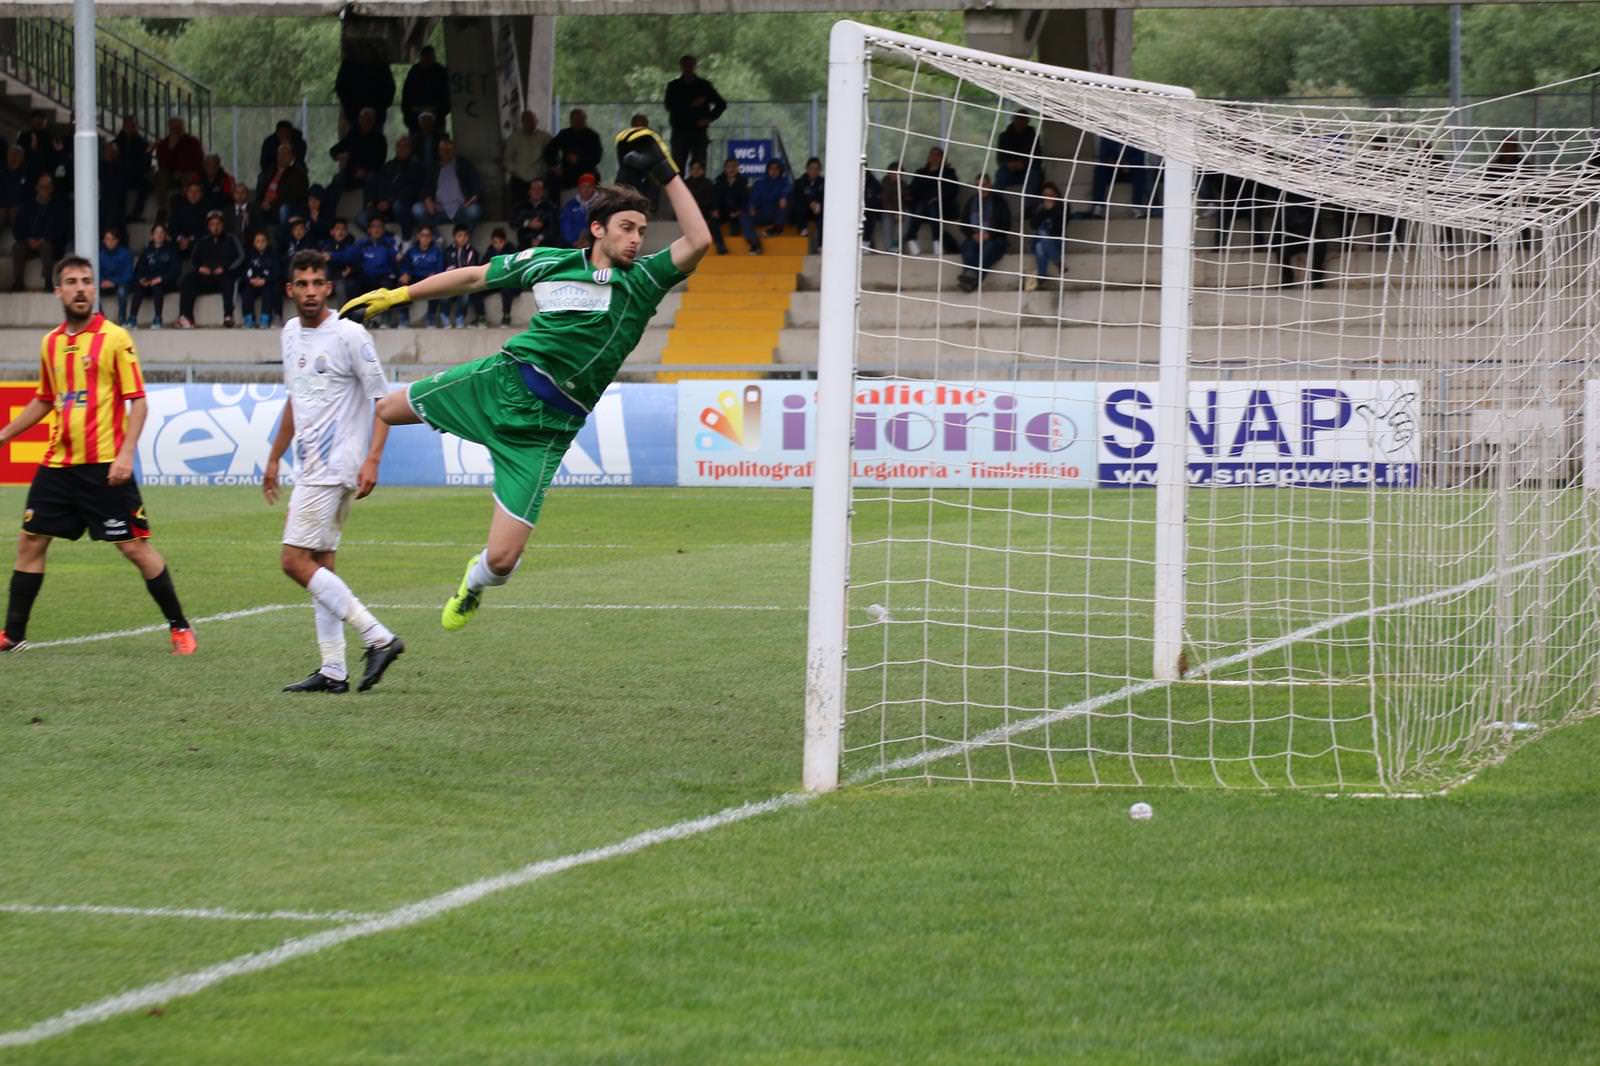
[802,21,1600,794]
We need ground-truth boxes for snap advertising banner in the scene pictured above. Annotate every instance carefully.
[1097,380,1421,488]
[676,379,1099,488]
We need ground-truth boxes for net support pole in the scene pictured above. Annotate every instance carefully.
[73,0,98,275]
[802,20,868,793]
[1152,148,1194,681]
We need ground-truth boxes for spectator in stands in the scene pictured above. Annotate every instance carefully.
[258,120,307,176]
[328,107,388,206]
[791,156,824,251]
[559,173,598,246]
[401,46,450,137]
[343,214,400,312]
[114,115,151,221]
[44,129,72,192]
[684,159,725,254]
[484,227,518,326]
[443,224,485,327]
[546,109,603,195]
[513,177,561,250]
[168,179,210,259]
[713,157,759,254]
[412,111,444,168]
[335,42,395,128]
[176,210,244,328]
[396,224,447,326]
[361,136,424,240]
[281,215,313,259]
[750,159,792,237]
[302,185,334,244]
[129,222,180,328]
[10,174,69,291]
[955,175,1011,293]
[237,229,283,328]
[224,181,264,239]
[994,113,1042,195]
[99,228,134,324]
[99,140,128,242]
[413,137,482,232]
[866,160,904,252]
[1,145,29,234]
[256,142,310,226]
[199,153,234,209]
[503,110,551,207]
[1085,135,1151,219]
[153,115,204,219]
[1026,180,1067,290]
[903,147,960,255]
[321,218,357,289]
[18,112,57,181]
[663,55,727,173]
[1268,188,1329,287]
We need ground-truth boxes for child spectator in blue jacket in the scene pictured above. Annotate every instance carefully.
[340,215,399,313]
[396,223,446,326]
[99,228,135,325]
[238,229,283,328]
[128,222,181,328]
[750,159,792,236]
[559,173,597,246]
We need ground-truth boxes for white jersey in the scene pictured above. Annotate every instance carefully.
[280,313,388,488]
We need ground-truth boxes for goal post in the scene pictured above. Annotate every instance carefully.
[802,20,1600,794]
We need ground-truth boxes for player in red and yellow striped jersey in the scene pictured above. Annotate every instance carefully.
[0,256,196,654]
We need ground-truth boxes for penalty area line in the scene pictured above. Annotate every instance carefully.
[27,605,296,649]
[0,903,380,923]
[0,792,816,1049]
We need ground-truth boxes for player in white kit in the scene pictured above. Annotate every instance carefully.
[263,248,404,693]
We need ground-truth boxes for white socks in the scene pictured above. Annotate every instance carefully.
[313,601,347,681]
[308,567,394,649]
[466,550,518,594]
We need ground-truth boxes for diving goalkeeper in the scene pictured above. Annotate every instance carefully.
[340,128,712,631]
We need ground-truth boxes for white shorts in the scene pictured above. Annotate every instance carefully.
[282,483,355,552]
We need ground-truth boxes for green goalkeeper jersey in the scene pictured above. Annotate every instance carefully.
[484,245,687,411]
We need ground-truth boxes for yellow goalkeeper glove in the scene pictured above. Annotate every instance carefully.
[339,286,411,325]
[616,126,679,187]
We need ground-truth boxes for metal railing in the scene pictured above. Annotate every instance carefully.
[0,18,211,144]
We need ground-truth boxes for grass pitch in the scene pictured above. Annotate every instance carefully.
[1,485,1597,1063]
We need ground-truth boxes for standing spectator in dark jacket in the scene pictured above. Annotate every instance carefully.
[483,228,518,326]
[129,222,180,327]
[413,138,482,231]
[903,146,960,255]
[750,159,792,236]
[168,179,211,259]
[237,229,283,328]
[99,140,129,242]
[513,177,561,250]
[256,142,310,225]
[18,112,58,182]
[335,42,395,128]
[401,46,450,136]
[713,157,760,253]
[177,211,245,327]
[546,110,603,194]
[258,120,307,176]
[412,111,444,168]
[955,176,1011,292]
[360,136,425,238]
[10,174,70,291]
[328,107,388,206]
[1,145,30,233]
[791,157,825,251]
[98,229,135,324]
[994,113,1043,194]
[1026,180,1068,289]
[443,225,485,327]
[199,153,235,209]
[684,160,725,254]
[663,55,727,173]
[396,224,446,326]
[153,115,204,218]
[113,115,151,220]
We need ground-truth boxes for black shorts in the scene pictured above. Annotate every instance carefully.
[22,464,151,543]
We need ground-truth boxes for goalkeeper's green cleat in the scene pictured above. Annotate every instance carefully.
[441,557,483,631]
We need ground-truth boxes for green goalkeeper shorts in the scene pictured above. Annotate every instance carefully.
[406,351,588,526]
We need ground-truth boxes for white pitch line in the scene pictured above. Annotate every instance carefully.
[27,605,295,649]
[0,903,379,923]
[0,792,813,1050]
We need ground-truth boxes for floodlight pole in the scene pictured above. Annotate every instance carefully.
[73,0,98,277]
